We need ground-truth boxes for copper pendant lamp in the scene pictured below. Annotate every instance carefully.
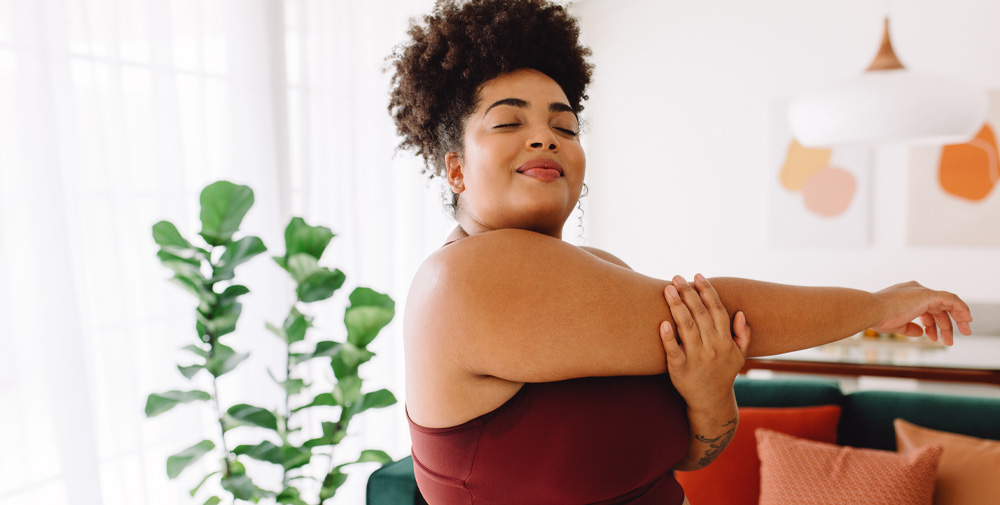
[788,18,988,148]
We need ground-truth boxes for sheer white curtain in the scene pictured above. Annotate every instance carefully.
[0,0,448,504]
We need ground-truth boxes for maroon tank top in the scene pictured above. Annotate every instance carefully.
[407,374,690,504]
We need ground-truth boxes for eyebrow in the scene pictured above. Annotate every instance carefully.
[482,98,578,119]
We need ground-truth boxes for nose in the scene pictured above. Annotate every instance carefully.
[527,128,559,152]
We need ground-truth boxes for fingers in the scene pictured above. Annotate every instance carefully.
[920,312,939,342]
[945,293,973,337]
[672,275,715,344]
[945,293,972,336]
[660,321,685,367]
[665,282,703,347]
[900,321,924,337]
[733,311,752,356]
[933,310,954,346]
[933,292,972,345]
[693,273,731,337]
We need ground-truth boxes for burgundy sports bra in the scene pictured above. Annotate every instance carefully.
[407,374,690,504]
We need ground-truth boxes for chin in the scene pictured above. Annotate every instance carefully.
[508,204,574,233]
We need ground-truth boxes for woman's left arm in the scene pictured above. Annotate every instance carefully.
[707,277,972,357]
[660,275,751,471]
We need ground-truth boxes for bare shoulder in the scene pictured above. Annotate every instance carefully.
[579,246,632,270]
[404,229,563,371]
[403,231,540,427]
[404,229,671,426]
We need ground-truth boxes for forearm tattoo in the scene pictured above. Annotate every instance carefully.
[694,418,737,467]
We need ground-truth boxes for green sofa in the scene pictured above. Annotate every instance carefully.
[367,377,1000,505]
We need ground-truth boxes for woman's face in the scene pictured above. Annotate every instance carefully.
[447,68,586,238]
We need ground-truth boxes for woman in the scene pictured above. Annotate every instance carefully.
[388,1,973,503]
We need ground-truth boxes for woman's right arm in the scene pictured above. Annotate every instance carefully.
[405,229,972,384]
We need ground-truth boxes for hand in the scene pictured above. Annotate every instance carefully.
[870,281,973,346]
[660,274,751,410]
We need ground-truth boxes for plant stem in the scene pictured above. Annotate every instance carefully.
[324,416,343,488]
[204,266,233,478]
[209,361,233,477]
[282,312,293,489]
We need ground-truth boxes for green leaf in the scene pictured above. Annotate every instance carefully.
[217,284,250,306]
[182,344,209,359]
[170,274,210,302]
[196,319,209,342]
[197,301,242,339]
[312,340,341,358]
[199,181,254,247]
[328,421,348,445]
[233,441,283,465]
[344,288,395,348]
[283,308,310,344]
[303,421,348,448]
[349,286,395,310]
[202,497,221,505]
[297,268,346,303]
[220,472,257,502]
[272,255,287,270]
[320,469,348,501]
[333,375,362,406]
[167,440,215,479]
[285,253,320,284]
[355,389,397,416]
[205,343,249,378]
[178,364,204,380]
[153,220,194,250]
[267,369,306,396]
[226,404,278,431]
[212,236,267,283]
[330,343,375,379]
[145,390,211,417]
[276,486,309,505]
[283,217,335,261]
[280,445,312,471]
[189,471,220,497]
[265,322,286,341]
[292,392,338,413]
[336,449,392,470]
[270,308,312,346]
[289,340,340,365]
[158,250,204,279]
[234,438,313,472]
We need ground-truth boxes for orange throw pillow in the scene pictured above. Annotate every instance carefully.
[757,428,942,505]
[895,418,1000,505]
[674,405,840,505]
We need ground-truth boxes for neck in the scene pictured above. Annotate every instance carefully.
[451,215,564,241]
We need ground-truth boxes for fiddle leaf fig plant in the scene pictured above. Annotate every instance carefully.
[146,181,396,504]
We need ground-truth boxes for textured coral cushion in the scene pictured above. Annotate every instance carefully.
[895,418,1000,505]
[757,428,942,505]
[674,405,840,505]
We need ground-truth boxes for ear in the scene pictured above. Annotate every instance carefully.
[445,152,465,194]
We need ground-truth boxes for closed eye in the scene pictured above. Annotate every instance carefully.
[555,127,579,136]
[494,123,521,129]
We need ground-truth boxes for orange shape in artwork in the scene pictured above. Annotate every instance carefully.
[780,140,833,191]
[801,166,856,217]
[938,124,998,202]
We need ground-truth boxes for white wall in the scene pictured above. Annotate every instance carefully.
[572,0,1000,304]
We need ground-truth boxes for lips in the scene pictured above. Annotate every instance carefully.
[516,158,564,181]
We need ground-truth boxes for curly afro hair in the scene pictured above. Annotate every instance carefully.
[387,0,593,205]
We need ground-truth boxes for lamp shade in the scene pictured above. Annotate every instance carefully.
[788,69,989,148]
